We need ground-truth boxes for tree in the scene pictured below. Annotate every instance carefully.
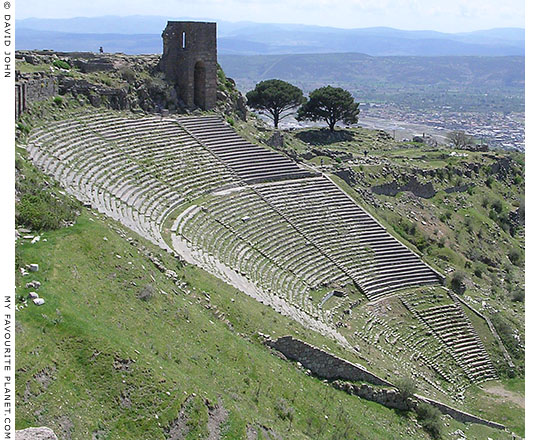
[446,130,475,149]
[296,86,359,132]
[246,79,305,129]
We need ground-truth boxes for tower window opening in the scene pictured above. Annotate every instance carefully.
[182,32,186,48]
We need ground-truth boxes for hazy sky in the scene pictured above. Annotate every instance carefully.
[16,0,525,32]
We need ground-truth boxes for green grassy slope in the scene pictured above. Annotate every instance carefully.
[15,145,515,439]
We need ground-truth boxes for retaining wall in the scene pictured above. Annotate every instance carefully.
[268,335,506,431]
[332,381,409,410]
[267,336,393,386]
[417,395,506,430]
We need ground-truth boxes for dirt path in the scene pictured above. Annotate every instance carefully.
[482,384,525,408]
[206,399,228,440]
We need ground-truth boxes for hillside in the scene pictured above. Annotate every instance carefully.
[218,53,524,113]
[14,52,524,439]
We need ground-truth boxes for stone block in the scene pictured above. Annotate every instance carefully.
[16,427,58,440]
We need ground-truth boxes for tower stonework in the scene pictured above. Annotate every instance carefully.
[160,21,217,110]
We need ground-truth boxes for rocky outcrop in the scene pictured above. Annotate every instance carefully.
[295,129,354,146]
[59,77,129,110]
[332,168,359,186]
[16,427,58,440]
[301,147,353,162]
[444,183,474,194]
[372,176,436,199]
[490,157,513,179]
[16,50,247,118]
[72,57,115,73]
[265,131,284,148]
[215,75,248,121]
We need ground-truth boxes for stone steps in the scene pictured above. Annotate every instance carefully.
[404,296,498,384]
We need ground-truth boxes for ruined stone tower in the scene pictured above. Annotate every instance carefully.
[160,21,217,110]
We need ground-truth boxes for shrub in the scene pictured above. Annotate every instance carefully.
[16,156,81,231]
[119,67,136,82]
[17,122,31,135]
[395,376,416,401]
[473,265,483,278]
[137,284,154,302]
[274,398,294,422]
[508,248,523,266]
[52,59,70,70]
[492,199,503,213]
[413,234,429,253]
[439,210,452,222]
[512,288,525,303]
[467,248,482,262]
[449,271,466,294]
[100,77,113,87]
[416,403,442,439]
[53,96,63,106]
[226,116,235,126]
[16,192,79,230]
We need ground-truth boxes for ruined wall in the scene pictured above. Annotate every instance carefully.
[267,336,393,386]
[15,72,58,119]
[160,21,217,110]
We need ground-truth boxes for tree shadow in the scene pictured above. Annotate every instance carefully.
[294,128,355,146]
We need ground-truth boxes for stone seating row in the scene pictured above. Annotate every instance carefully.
[179,201,343,301]
[253,178,442,299]
[177,173,442,303]
[414,302,497,383]
[179,188,354,291]
[176,116,317,183]
[27,112,243,255]
[360,309,469,391]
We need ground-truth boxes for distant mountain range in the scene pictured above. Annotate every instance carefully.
[16,15,524,56]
